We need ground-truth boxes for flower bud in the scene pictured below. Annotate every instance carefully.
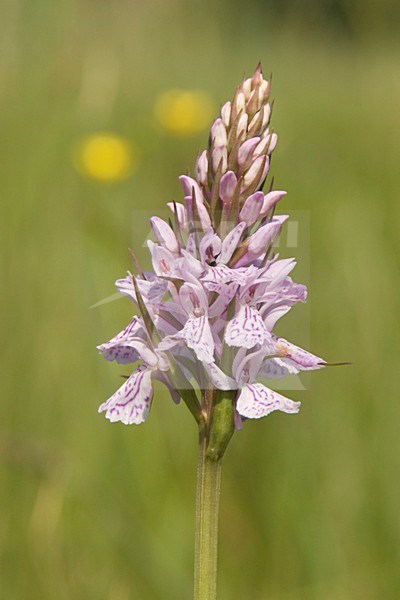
[210,118,228,149]
[220,101,231,128]
[219,170,238,206]
[238,137,260,169]
[242,78,252,98]
[247,219,283,255]
[236,113,248,139]
[212,145,227,175]
[248,104,270,135]
[179,175,204,205]
[239,191,264,226]
[251,63,263,87]
[234,91,246,116]
[262,104,271,129]
[243,156,269,190]
[260,190,287,217]
[259,79,270,99]
[192,197,211,230]
[150,217,180,254]
[255,132,277,156]
[167,202,189,231]
[195,150,208,186]
[235,215,288,266]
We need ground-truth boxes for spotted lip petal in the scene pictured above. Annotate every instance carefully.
[97,318,145,364]
[176,315,215,363]
[236,383,301,419]
[99,368,153,425]
[225,304,272,349]
[98,344,140,365]
[201,264,258,290]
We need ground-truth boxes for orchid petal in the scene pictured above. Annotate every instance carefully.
[150,217,179,254]
[208,283,238,318]
[186,232,197,257]
[260,190,287,216]
[266,258,296,286]
[234,217,288,267]
[219,222,246,263]
[204,362,237,390]
[236,383,300,419]
[179,175,204,205]
[196,200,212,230]
[199,230,222,266]
[239,192,264,226]
[263,305,291,331]
[180,316,215,363]
[167,202,188,231]
[97,318,145,364]
[179,282,209,316]
[201,263,256,290]
[225,304,271,349]
[178,251,204,278]
[274,338,326,370]
[259,358,299,378]
[148,241,177,277]
[99,368,153,425]
[247,217,287,255]
[137,274,168,302]
[157,335,182,352]
[233,347,268,384]
[116,270,167,305]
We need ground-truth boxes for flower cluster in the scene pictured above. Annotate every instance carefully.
[98,65,325,446]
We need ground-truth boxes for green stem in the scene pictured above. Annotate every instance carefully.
[194,430,222,600]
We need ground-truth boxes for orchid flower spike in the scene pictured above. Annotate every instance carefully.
[97,64,327,461]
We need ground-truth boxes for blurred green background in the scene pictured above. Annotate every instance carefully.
[1,1,399,598]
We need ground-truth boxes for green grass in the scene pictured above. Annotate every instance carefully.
[1,2,400,598]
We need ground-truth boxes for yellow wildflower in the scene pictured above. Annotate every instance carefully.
[154,89,213,136]
[74,133,136,182]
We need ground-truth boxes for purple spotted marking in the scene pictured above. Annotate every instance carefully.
[237,383,300,419]
[99,368,153,425]
[225,305,272,349]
